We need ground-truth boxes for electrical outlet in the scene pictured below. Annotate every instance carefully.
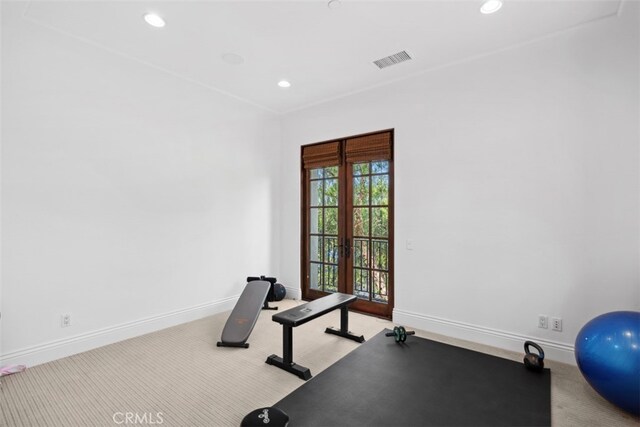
[61,314,71,328]
[551,317,562,332]
[538,315,548,329]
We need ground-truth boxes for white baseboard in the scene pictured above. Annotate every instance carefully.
[393,308,576,365]
[284,286,302,300]
[0,296,239,368]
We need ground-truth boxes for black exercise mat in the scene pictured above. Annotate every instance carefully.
[275,329,550,426]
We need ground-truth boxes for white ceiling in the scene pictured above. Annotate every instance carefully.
[22,1,621,114]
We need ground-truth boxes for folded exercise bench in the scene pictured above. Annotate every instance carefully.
[217,280,271,348]
[266,292,364,380]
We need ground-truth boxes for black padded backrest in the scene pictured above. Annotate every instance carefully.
[247,276,278,301]
[219,281,271,344]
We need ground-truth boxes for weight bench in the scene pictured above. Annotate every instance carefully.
[265,293,364,380]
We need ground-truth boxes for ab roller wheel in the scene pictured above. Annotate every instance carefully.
[385,326,415,343]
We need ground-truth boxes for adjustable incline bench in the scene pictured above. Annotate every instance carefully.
[217,280,270,348]
[266,293,364,380]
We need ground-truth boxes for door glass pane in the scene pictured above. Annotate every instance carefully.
[353,268,370,299]
[324,237,338,264]
[371,175,388,205]
[325,208,338,235]
[310,263,322,290]
[373,271,389,303]
[310,236,321,262]
[310,208,322,234]
[353,177,369,206]
[353,208,370,237]
[324,265,338,293]
[325,179,338,206]
[310,181,323,207]
[353,238,370,268]
[308,165,342,295]
[371,161,389,174]
[372,207,388,238]
[325,166,338,178]
[353,239,362,268]
[372,240,388,270]
[353,163,370,176]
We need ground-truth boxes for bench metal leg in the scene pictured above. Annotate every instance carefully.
[283,324,293,364]
[324,306,365,343]
[266,325,312,381]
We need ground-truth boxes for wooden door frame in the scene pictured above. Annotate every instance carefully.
[300,130,394,319]
[300,138,346,302]
[345,160,394,318]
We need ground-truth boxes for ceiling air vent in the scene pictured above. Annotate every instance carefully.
[373,51,412,69]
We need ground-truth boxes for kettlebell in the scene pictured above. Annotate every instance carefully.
[523,341,545,372]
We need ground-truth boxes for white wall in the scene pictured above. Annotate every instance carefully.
[280,4,639,364]
[0,0,4,363]
[1,3,281,366]
[1,2,637,369]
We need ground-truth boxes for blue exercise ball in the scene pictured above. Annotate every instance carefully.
[575,311,640,416]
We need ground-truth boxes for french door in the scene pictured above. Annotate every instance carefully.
[301,130,393,318]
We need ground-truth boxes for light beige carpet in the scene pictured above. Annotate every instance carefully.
[1,299,637,426]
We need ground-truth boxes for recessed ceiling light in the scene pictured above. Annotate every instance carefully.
[222,53,245,65]
[278,80,291,88]
[328,0,341,9]
[144,13,165,28]
[480,0,503,14]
